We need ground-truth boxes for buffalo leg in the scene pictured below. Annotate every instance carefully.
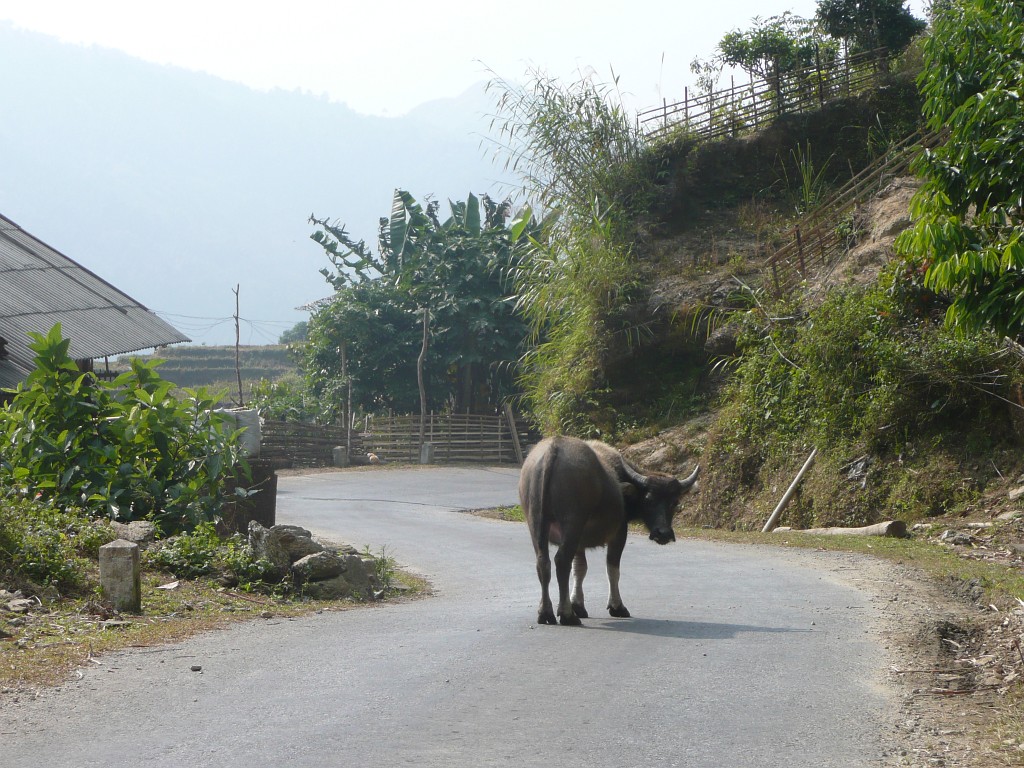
[570,550,589,619]
[535,549,557,625]
[553,541,582,626]
[606,525,631,618]
[530,517,557,625]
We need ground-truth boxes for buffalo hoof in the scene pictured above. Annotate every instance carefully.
[538,609,558,625]
[571,603,589,619]
[608,604,631,618]
[559,612,583,626]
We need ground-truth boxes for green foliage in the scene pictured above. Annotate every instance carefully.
[145,521,275,588]
[362,544,396,590]
[303,279,423,416]
[815,0,926,55]
[488,70,656,435]
[278,321,308,345]
[306,192,527,416]
[249,374,320,423]
[487,68,654,236]
[0,325,246,534]
[780,141,834,214]
[512,210,645,436]
[718,13,838,83]
[896,0,1024,337]
[732,286,1008,451]
[699,283,1017,528]
[0,493,115,594]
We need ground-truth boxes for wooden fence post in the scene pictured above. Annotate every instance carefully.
[816,45,825,108]
[796,225,806,276]
[751,74,758,129]
[504,403,524,465]
[730,75,736,136]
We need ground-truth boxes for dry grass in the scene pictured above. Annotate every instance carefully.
[1,569,426,692]
[679,526,1024,603]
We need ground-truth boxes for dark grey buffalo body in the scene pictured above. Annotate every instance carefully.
[518,436,699,626]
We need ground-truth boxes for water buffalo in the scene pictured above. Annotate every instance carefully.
[518,436,699,626]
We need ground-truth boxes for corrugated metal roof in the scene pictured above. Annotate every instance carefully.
[0,213,190,389]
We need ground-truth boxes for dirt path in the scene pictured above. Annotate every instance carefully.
[784,549,1022,767]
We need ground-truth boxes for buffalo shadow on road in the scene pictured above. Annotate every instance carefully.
[583,617,812,640]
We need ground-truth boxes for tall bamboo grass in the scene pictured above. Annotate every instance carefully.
[487,69,654,434]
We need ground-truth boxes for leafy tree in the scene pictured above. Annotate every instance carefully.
[717,13,835,85]
[816,0,926,54]
[895,0,1024,336]
[0,324,245,533]
[306,191,528,417]
[303,278,424,416]
[278,321,308,345]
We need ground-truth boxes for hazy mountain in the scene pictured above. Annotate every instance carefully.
[0,23,513,345]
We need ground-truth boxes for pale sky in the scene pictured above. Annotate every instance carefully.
[0,0,928,117]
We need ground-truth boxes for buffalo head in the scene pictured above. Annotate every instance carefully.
[622,464,699,545]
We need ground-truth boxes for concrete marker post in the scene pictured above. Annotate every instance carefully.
[99,539,142,613]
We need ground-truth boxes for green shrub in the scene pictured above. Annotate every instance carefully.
[696,282,1018,528]
[0,493,115,594]
[0,325,246,534]
[249,374,319,423]
[145,522,276,589]
[725,286,1009,455]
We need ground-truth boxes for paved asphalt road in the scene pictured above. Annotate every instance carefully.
[1,466,890,767]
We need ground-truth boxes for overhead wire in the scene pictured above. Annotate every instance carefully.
[153,310,306,345]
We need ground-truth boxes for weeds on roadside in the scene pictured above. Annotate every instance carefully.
[145,522,277,591]
[0,494,115,594]
[696,278,1019,529]
[363,544,397,590]
[488,69,654,437]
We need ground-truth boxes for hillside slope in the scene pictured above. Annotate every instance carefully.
[615,130,1024,767]
[116,345,297,396]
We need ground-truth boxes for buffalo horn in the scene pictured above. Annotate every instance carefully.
[680,465,700,488]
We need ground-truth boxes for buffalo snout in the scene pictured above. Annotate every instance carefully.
[649,528,675,545]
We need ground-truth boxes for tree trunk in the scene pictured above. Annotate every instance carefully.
[417,306,430,446]
[772,521,908,538]
[341,342,350,459]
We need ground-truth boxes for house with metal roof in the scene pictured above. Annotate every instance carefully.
[0,212,190,390]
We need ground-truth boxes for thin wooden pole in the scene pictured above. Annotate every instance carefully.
[796,225,806,276]
[751,73,758,129]
[504,403,524,464]
[233,284,244,407]
[341,342,351,458]
[762,448,818,533]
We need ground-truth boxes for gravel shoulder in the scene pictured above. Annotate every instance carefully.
[471,506,1024,766]
[707,545,1023,767]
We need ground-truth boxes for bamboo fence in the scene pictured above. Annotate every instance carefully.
[261,410,534,468]
[638,48,890,142]
[260,421,362,468]
[360,410,533,465]
[763,129,939,297]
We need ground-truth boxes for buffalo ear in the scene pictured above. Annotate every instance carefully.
[620,482,640,500]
